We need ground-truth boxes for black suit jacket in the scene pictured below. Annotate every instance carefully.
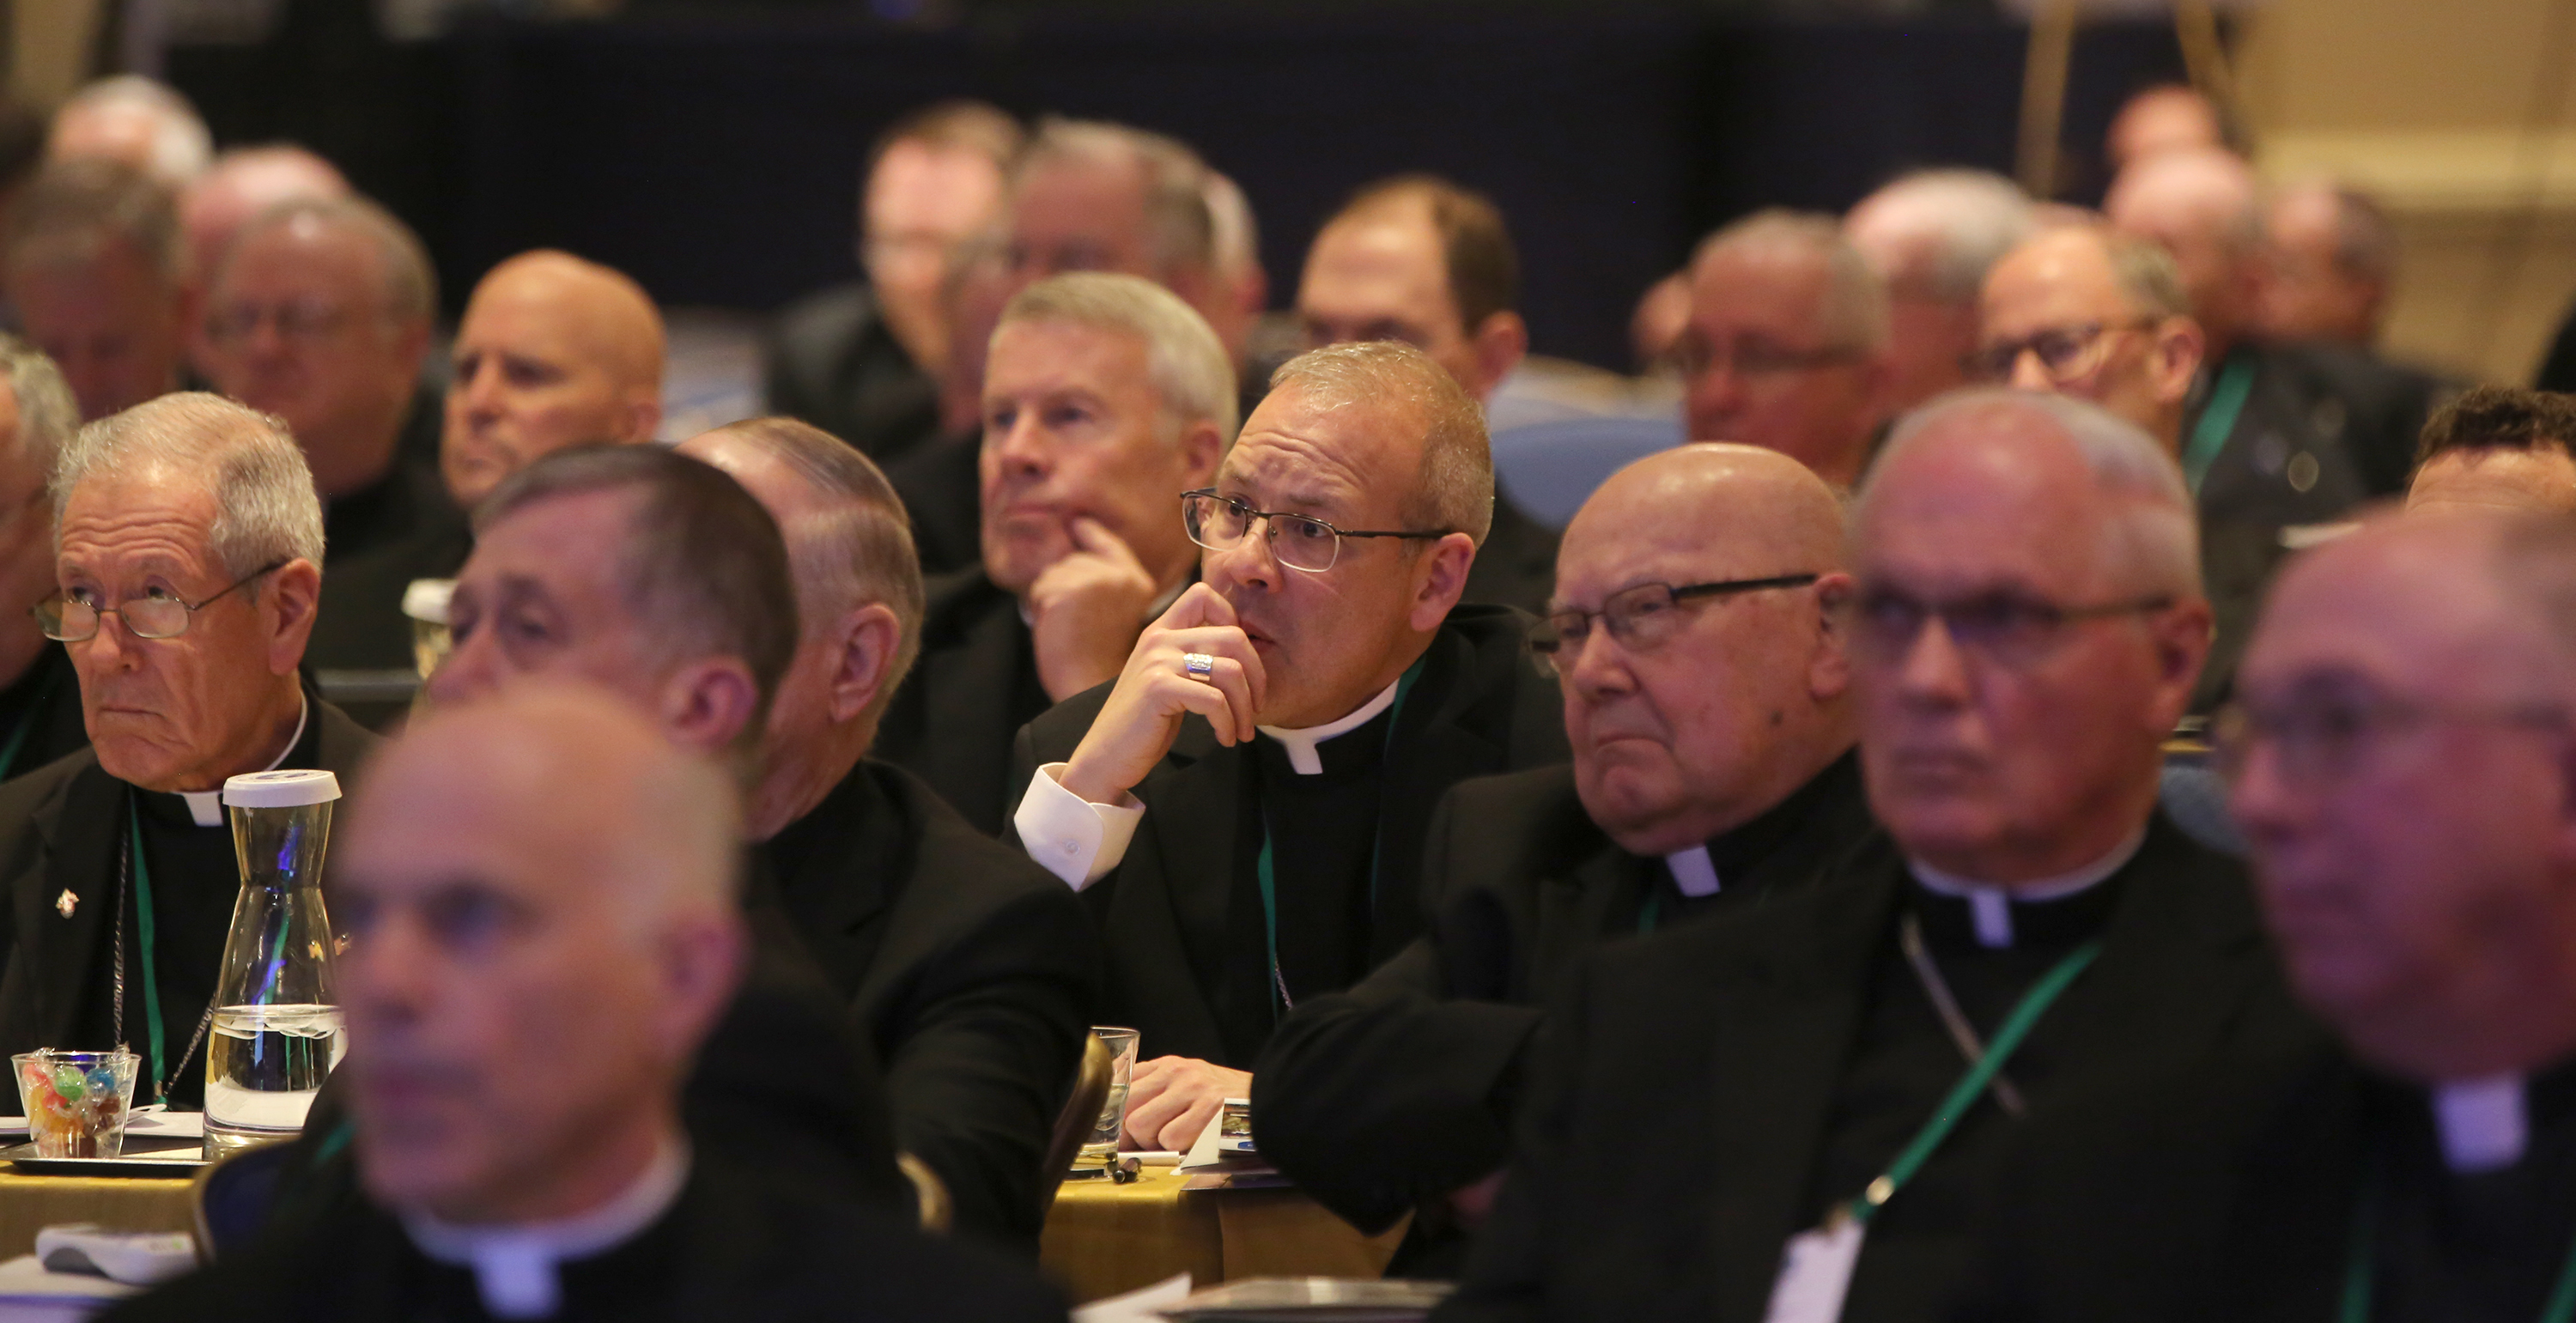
[887,432,981,578]
[0,646,88,784]
[754,758,1097,1251]
[1254,756,1880,1243]
[106,1151,1066,1323]
[0,698,379,1066]
[2191,342,2445,710]
[762,281,944,463]
[872,569,1051,835]
[1437,814,2315,1323]
[1010,604,1568,1068]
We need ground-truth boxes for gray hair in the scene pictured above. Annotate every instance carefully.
[0,337,78,482]
[222,196,438,324]
[2101,228,2193,319]
[56,77,211,186]
[1270,341,1493,545]
[1868,386,2201,596]
[1019,118,1215,282]
[1694,209,1891,354]
[1854,169,2035,304]
[999,272,1239,443]
[52,392,325,580]
[4,158,184,287]
[702,416,927,731]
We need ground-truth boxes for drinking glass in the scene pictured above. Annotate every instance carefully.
[15,1050,137,1158]
[1078,1027,1139,1168]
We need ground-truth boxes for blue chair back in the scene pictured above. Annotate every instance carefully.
[1491,416,1683,528]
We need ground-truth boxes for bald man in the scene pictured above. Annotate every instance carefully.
[1257,443,1879,1276]
[1442,391,2310,1323]
[443,249,665,513]
[2104,84,2226,175]
[2407,385,2576,516]
[179,146,351,355]
[108,683,1060,1322]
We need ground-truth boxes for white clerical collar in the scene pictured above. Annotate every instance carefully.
[2433,1074,2529,1174]
[404,1137,690,1320]
[1665,846,1721,898]
[175,692,309,828]
[1909,826,2145,950]
[1258,678,1400,775]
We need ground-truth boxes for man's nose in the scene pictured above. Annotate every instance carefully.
[1887,614,1974,707]
[1205,522,1282,594]
[1689,363,1747,432]
[457,362,506,421]
[423,626,499,706]
[987,412,1050,475]
[1564,622,1635,700]
[2006,349,2056,391]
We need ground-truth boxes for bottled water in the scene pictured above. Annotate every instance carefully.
[204,1004,345,1157]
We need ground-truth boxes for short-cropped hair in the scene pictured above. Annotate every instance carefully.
[1019,118,1214,282]
[2097,227,2192,319]
[475,446,799,745]
[1334,174,1522,331]
[0,336,77,482]
[1868,386,2202,598]
[222,196,437,325]
[4,158,182,286]
[52,392,325,581]
[2415,385,2576,469]
[1693,209,1890,355]
[999,272,1238,442]
[870,100,1024,175]
[702,417,926,726]
[1270,341,1493,546]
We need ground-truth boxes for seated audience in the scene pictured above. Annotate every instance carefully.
[197,197,461,680]
[875,273,1229,834]
[1844,169,2035,410]
[677,417,1097,1251]
[178,145,352,370]
[1678,209,1890,487]
[3,160,187,420]
[442,250,665,513]
[1439,390,2308,1323]
[45,76,210,190]
[1295,173,1558,615]
[767,100,1021,462]
[888,117,1231,574]
[0,394,374,1109]
[1255,443,1879,1275]
[1010,340,1567,1150]
[106,683,1062,1323]
[1968,510,2576,1321]
[2406,385,2576,515]
[1976,224,2202,456]
[2261,178,2399,349]
[0,339,85,779]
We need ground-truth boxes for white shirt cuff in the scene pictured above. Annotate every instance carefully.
[1015,763,1145,891]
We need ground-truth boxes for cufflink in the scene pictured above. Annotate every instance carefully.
[53,890,75,919]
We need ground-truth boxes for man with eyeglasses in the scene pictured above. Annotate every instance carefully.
[1962,509,2576,1322]
[1440,388,2311,1323]
[873,272,1230,834]
[1975,225,2203,458]
[1252,442,1879,1276]
[0,393,378,1109]
[1678,209,1892,488]
[1009,340,1565,1152]
[197,198,464,691]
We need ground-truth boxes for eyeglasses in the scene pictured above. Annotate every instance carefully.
[1963,319,2160,385]
[204,301,358,346]
[1672,332,1866,379]
[35,561,287,642]
[1180,489,1453,574]
[2211,689,2569,789]
[1842,586,2174,670]
[1529,575,1820,677]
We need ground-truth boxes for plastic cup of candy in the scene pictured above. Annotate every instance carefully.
[13,1050,138,1158]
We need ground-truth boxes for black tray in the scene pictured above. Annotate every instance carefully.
[0,1137,208,1177]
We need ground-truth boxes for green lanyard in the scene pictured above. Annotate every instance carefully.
[1838,938,2103,1227]
[2181,352,2257,496]
[123,806,170,1098]
[0,663,63,782]
[1255,659,1424,1014]
[2340,1164,2576,1323]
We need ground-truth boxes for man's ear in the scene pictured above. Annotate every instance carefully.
[660,657,762,758]
[265,558,323,677]
[1178,419,1224,490]
[827,603,902,726]
[653,912,748,1054]
[1807,572,1855,702]
[2143,597,2216,733]
[1409,531,1478,633]
[623,391,665,446]
[1470,312,1528,400]
[2149,316,2208,408]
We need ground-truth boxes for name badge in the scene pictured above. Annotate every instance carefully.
[1762,1216,1865,1323]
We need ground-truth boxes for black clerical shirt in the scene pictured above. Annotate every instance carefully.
[2362,1062,2576,1322]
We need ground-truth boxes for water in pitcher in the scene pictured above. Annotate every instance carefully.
[204,1004,347,1157]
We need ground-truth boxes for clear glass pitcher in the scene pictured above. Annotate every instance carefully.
[204,769,348,1157]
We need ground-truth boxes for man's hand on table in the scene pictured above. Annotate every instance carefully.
[1060,584,1267,807]
[1122,1055,1251,1152]
[1028,517,1163,703]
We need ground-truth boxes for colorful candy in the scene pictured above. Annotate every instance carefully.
[14,1052,135,1159]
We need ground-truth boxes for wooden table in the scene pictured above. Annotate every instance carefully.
[0,1163,1401,1306]
[1040,1167,1406,1304]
